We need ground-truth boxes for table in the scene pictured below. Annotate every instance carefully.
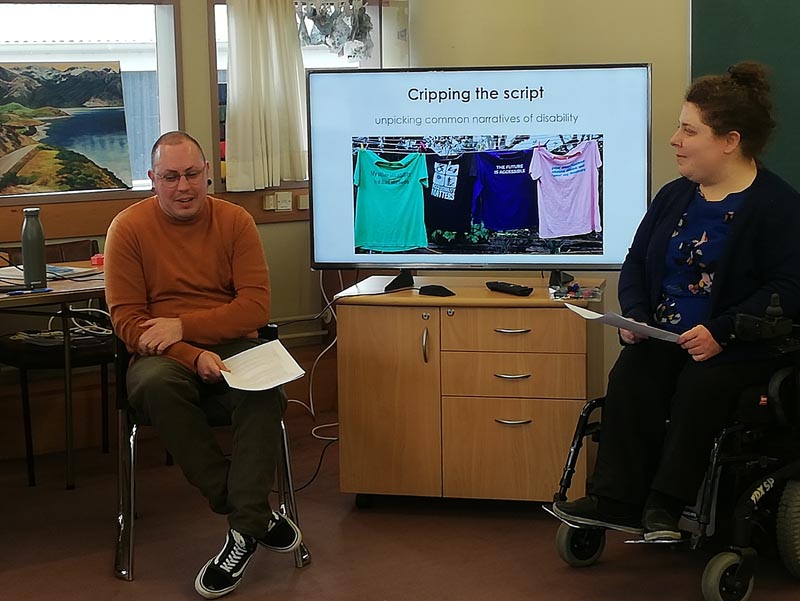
[0,262,105,489]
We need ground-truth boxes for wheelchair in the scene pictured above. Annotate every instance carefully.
[550,298,800,601]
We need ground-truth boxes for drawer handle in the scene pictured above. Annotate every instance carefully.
[493,372,532,380]
[494,418,533,426]
[494,328,531,334]
[422,327,429,363]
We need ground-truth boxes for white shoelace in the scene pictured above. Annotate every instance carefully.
[266,512,281,533]
[217,531,250,574]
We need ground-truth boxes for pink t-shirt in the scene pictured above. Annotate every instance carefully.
[530,140,602,239]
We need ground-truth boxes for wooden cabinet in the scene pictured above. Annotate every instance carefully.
[336,276,599,502]
[338,304,442,496]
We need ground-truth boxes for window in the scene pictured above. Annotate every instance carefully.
[0,1,180,200]
[211,0,408,188]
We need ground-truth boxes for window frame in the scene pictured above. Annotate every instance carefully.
[0,0,184,207]
[208,0,224,194]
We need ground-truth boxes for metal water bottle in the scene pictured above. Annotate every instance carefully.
[21,207,46,289]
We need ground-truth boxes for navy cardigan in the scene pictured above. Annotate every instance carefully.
[618,168,800,351]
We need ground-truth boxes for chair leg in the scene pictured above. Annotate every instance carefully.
[101,364,109,454]
[277,418,311,568]
[114,411,137,581]
[19,368,35,487]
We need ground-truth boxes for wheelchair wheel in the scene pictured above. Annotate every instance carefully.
[701,552,754,601]
[777,479,800,578]
[555,522,605,567]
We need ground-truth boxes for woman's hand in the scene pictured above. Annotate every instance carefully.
[620,322,649,344]
[677,325,723,361]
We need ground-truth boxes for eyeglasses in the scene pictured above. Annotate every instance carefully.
[154,169,206,187]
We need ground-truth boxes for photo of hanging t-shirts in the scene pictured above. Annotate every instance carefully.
[349,134,603,256]
[353,148,429,252]
[530,140,602,239]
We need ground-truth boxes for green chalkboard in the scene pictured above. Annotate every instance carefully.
[692,0,800,188]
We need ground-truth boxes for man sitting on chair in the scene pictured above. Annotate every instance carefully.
[105,131,301,599]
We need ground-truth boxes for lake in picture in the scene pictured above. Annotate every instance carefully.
[41,107,133,185]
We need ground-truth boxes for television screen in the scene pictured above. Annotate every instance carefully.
[307,64,650,271]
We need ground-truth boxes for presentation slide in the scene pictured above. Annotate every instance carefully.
[308,65,650,269]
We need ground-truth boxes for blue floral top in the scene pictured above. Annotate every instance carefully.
[655,187,749,333]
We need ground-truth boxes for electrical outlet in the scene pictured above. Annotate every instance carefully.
[276,191,293,211]
[298,194,310,210]
[263,194,276,210]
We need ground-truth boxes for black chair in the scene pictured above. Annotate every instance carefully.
[0,239,112,486]
[113,327,312,580]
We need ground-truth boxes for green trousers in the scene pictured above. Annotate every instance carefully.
[126,338,287,538]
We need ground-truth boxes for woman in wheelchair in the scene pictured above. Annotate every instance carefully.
[553,62,800,542]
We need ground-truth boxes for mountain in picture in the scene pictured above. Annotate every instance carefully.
[0,62,132,194]
[0,64,124,108]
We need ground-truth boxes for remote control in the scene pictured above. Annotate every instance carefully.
[485,281,534,296]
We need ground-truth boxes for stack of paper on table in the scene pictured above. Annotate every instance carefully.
[222,340,305,391]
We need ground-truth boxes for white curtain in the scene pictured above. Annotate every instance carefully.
[226,0,308,190]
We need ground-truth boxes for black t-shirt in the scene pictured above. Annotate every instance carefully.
[423,152,475,233]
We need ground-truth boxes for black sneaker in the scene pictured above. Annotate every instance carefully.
[643,507,683,542]
[257,511,302,553]
[552,495,643,535]
[195,529,258,599]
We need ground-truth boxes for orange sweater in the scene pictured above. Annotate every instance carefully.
[105,195,270,372]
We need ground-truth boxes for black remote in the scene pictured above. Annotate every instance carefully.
[486,281,533,296]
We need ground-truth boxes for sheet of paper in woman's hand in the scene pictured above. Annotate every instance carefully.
[222,340,305,391]
[564,303,680,343]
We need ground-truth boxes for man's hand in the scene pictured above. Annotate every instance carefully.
[678,325,723,362]
[196,351,229,383]
[137,317,183,355]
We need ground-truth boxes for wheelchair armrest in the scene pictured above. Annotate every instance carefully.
[734,293,794,343]
[767,366,798,428]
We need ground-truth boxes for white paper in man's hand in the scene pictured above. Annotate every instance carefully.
[222,340,305,391]
[564,303,680,343]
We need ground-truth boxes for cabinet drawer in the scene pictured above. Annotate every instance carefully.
[441,307,586,353]
[441,352,586,399]
[442,396,586,501]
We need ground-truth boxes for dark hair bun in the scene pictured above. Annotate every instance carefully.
[728,62,771,94]
[687,61,775,159]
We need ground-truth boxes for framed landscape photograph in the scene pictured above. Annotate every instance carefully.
[0,61,132,195]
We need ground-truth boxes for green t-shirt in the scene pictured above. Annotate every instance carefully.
[354,149,429,252]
